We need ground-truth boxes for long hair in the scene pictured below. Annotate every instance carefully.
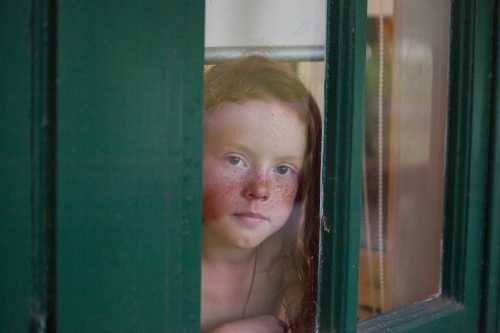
[204,55,321,333]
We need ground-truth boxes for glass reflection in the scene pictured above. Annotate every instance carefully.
[358,0,451,320]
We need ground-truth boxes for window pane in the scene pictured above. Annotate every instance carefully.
[203,1,325,332]
[358,0,451,320]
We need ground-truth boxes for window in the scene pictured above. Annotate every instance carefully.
[318,0,498,332]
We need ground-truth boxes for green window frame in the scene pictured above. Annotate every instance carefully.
[318,0,500,332]
[1,0,499,332]
[319,1,498,332]
[483,1,500,330]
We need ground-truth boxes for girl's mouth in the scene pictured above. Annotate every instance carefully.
[236,212,266,218]
[233,212,267,226]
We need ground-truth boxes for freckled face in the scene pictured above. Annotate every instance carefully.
[202,100,307,250]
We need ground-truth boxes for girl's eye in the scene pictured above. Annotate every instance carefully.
[228,156,241,165]
[276,165,290,175]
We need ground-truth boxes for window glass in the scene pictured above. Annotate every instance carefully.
[203,1,326,332]
[358,0,451,320]
[205,0,326,107]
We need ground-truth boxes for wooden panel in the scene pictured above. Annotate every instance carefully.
[56,1,204,331]
[0,1,32,332]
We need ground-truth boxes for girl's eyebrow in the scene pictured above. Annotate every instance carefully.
[278,155,304,164]
[219,141,251,153]
[223,142,304,165]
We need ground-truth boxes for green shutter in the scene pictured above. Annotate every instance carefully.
[55,1,204,331]
[0,1,32,332]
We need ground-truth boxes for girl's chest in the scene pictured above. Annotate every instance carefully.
[201,264,283,329]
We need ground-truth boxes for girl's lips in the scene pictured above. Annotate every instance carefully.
[233,212,267,226]
[235,212,266,219]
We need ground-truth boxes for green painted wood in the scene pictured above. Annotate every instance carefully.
[317,0,366,332]
[444,0,492,329]
[481,1,500,330]
[163,0,204,331]
[440,0,475,301]
[31,0,58,330]
[0,1,32,332]
[357,298,465,333]
[55,1,204,331]
[461,0,494,325]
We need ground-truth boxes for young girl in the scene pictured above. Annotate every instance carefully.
[201,55,321,333]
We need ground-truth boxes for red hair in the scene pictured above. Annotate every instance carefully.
[204,55,321,333]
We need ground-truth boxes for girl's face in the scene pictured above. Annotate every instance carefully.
[202,99,307,250]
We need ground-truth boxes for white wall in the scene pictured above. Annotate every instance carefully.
[205,0,326,47]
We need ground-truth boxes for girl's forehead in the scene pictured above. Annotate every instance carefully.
[205,100,303,128]
[203,100,307,154]
[205,99,306,124]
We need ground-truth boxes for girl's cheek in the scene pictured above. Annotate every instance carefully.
[202,171,242,220]
[271,178,299,206]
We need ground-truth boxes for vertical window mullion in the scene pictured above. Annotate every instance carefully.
[482,4,500,328]
[318,0,367,332]
[443,0,492,327]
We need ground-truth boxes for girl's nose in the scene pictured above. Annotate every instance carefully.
[243,172,270,201]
